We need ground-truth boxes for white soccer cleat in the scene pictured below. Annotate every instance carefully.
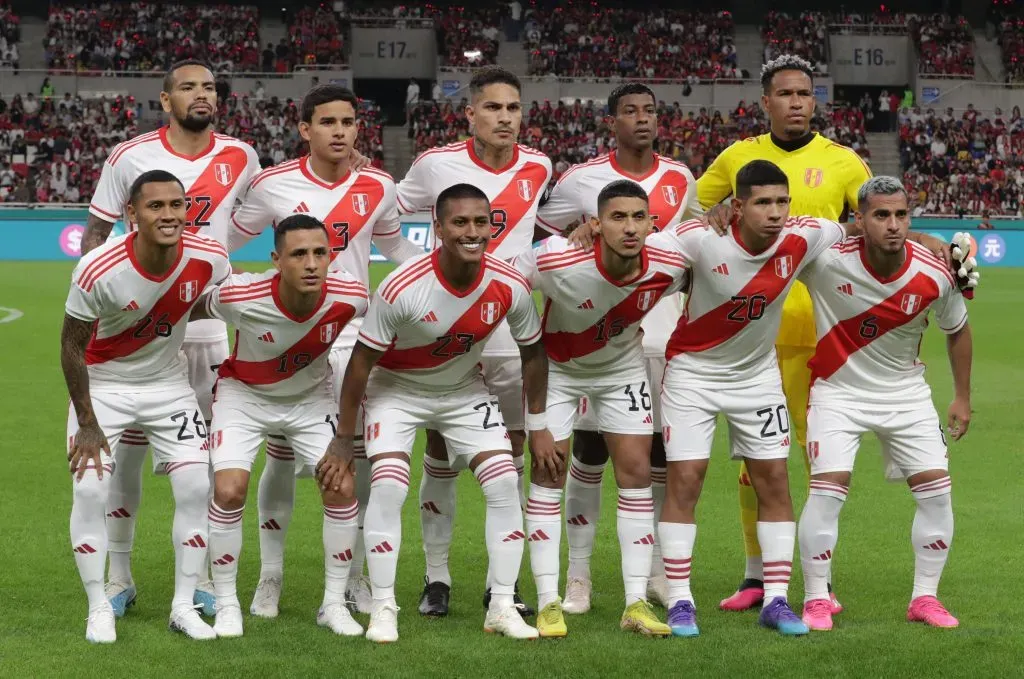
[346,574,373,615]
[249,576,283,618]
[318,603,365,637]
[213,602,244,638]
[365,602,399,644]
[85,603,117,644]
[484,603,540,639]
[169,606,217,640]
[562,577,592,614]
[647,573,670,607]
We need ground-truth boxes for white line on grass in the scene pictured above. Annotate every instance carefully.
[0,307,24,324]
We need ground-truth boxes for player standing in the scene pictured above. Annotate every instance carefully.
[62,171,230,642]
[227,85,423,617]
[316,184,553,642]
[517,180,687,637]
[193,215,369,637]
[797,177,971,631]
[395,66,551,616]
[536,82,700,612]
[82,59,261,616]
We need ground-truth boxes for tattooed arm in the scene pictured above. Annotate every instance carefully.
[81,215,115,256]
[61,314,110,479]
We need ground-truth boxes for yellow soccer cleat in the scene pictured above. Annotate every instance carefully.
[537,600,568,638]
[620,600,671,637]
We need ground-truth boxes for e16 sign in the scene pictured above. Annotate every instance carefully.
[829,35,911,85]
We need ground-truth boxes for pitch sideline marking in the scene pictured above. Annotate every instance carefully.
[0,307,24,324]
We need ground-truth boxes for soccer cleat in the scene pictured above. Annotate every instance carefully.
[907,595,959,628]
[105,581,137,618]
[666,600,699,637]
[213,602,244,638]
[562,577,592,615]
[485,603,540,639]
[346,573,373,615]
[758,598,809,636]
[318,603,365,636]
[719,579,765,611]
[620,600,671,637]
[193,580,217,617]
[647,573,670,607]
[829,590,844,615]
[536,600,568,638]
[366,602,400,643]
[418,578,450,617]
[249,576,283,618]
[85,603,117,644]
[169,606,217,640]
[482,580,535,618]
[801,599,834,632]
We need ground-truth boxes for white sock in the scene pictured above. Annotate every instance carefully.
[650,468,666,579]
[658,521,695,606]
[349,448,370,581]
[419,456,457,586]
[256,437,295,580]
[526,483,562,608]
[513,454,526,509]
[758,521,797,606]
[208,501,244,607]
[323,501,360,608]
[71,463,112,609]
[169,464,211,611]
[910,476,953,600]
[799,481,848,602]
[565,458,604,581]
[617,487,655,605]
[364,459,411,603]
[476,455,523,609]
[106,431,147,585]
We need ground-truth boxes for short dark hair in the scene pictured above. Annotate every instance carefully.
[436,183,490,221]
[760,55,814,94]
[469,67,521,99]
[597,179,648,214]
[301,85,359,124]
[735,160,789,199]
[607,82,656,116]
[162,59,214,93]
[129,170,185,205]
[273,214,328,250]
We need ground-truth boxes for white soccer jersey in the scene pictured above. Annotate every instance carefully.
[65,231,230,389]
[656,216,846,383]
[515,236,688,386]
[358,251,542,392]
[801,237,968,408]
[207,270,369,400]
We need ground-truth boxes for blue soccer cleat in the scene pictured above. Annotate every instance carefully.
[667,600,699,637]
[193,581,217,617]
[105,581,137,618]
[759,598,809,636]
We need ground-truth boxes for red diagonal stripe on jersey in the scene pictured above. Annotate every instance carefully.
[184,145,250,233]
[86,258,214,364]
[319,175,386,263]
[809,272,940,384]
[543,271,675,363]
[217,301,358,385]
[486,161,549,252]
[645,168,690,227]
[666,235,809,358]
[377,279,513,370]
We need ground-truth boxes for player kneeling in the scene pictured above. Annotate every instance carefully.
[317,184,553,643]
[194,215,369,638]
[797,177,972,631]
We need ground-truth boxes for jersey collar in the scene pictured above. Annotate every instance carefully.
[300,155,353,190]
[271,273,328,322]
[158,126,216,161]
[430,248,486,297]
[125,231,183,282]
[466,139,520,175]
[858,238,912,283]
[609,151,660,182]
[593,239,649,287]
[768,131,816,153]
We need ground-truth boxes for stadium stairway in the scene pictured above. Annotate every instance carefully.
[384,125,414,180]
[497,36,529,76]
[865,132,901,178]
[974,30,1004,83]
[20,17,47,70]
[733,24,764,79]
[259,18,288,56]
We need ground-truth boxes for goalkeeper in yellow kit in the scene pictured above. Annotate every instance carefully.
[696,55,871,614]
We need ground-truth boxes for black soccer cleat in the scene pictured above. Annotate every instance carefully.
[482,580,535,618]
[418,578,450,617]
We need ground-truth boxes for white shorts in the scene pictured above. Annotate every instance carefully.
[574,356,666,434]
[363,377,511,466]
[661,373,791,462]
[209,384,336,474]
[806,404,948,480]
[549,378,655,442]
[67,386,208,474]
[184,337,229,421]
[481,355,524,431]
[328,343,365,457]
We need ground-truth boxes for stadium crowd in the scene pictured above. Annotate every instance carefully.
[997,13,1024,82]
[761,11,829,75]
[0,4,19,71]
[286,5,346,70]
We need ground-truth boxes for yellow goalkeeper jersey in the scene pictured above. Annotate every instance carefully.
[696,132,872,346]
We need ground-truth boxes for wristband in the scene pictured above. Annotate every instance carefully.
[524,411,548,431]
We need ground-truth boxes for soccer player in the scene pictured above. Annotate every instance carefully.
[62,170,230,642]
[797,177,971,631]
[82,59,261,616]
[536,82,700,612]
[516,180,687,638]
[316,184,552,643]
[193,215,369,638]
[395,66,551,616]
[227,85,423,617]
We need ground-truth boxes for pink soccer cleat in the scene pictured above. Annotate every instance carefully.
[801,599,834,631]
[907,596,959,628]
[719,580,765,611]
[829,590,844,615]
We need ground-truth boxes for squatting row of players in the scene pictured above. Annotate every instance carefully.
[62,56,977,644]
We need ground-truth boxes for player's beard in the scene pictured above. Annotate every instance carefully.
[177,111,213,133]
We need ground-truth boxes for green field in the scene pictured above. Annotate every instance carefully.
[1,262,1020,678]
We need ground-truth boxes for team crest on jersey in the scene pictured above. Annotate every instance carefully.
[662,186,680,207]
[480,302,502,325]
[804,168,824,188]
[901,293,923,315]
[320,322,340,344]
[214,163,233,187]
[517,179,534,201]
[637,290,657,311]
[209,430,223,450]
[179,280,199,302]
[807,440,819,461]
[352,193,370,216]
[774,255,793,279]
